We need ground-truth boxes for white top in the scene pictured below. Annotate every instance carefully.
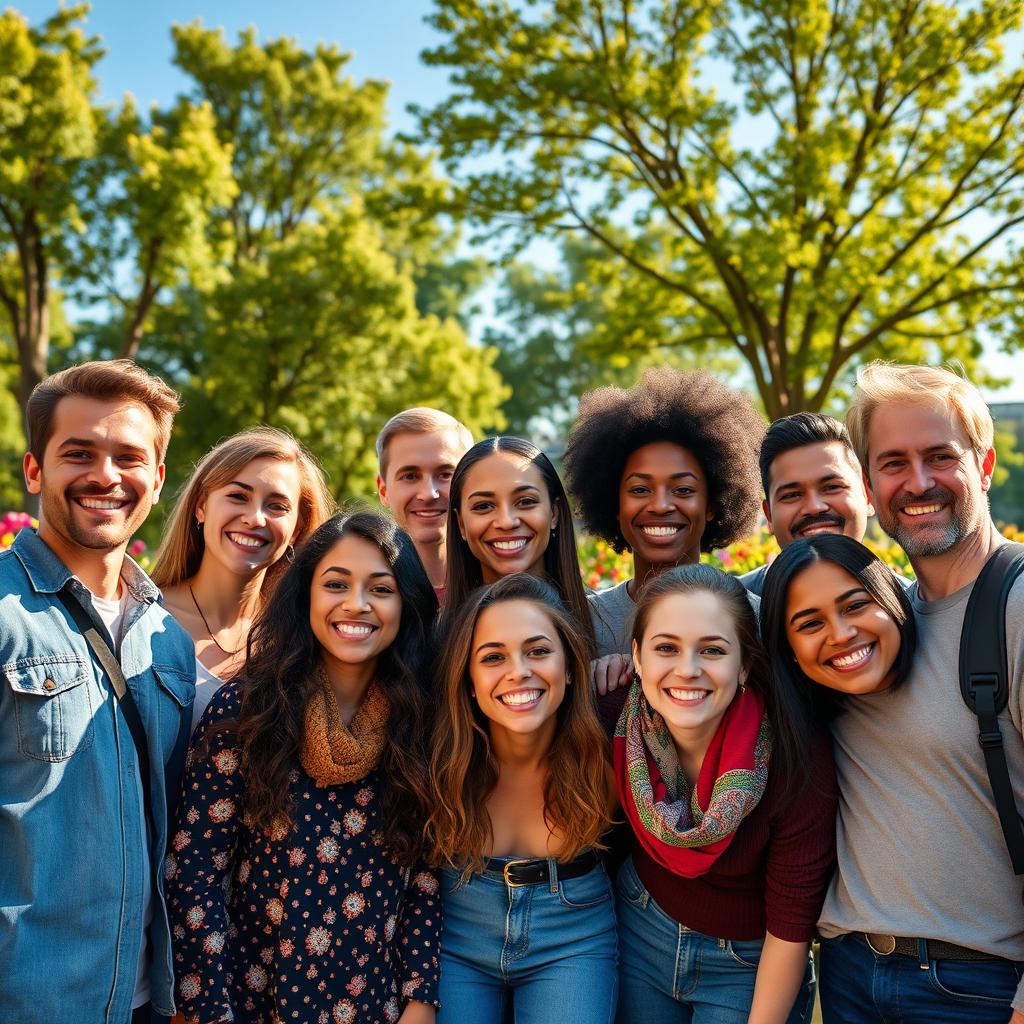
[191,658,224,734]
[91,587,153,1011]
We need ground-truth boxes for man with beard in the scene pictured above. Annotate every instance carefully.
[375,407,473,602]
[814,362,1024,1024]
[0,361,195,1024]
[740,412,878,596]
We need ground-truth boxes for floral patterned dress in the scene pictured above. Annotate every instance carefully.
[166,681,440,1024]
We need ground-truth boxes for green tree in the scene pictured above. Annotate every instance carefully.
[419,0,1024,417]
[486,236,740,436]
[136,23,507,504]
[0,5,101,411]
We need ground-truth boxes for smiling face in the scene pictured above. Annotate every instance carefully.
[469,599,567,745]
[618,442,712,572]
[309,533,402,678]
[785,559,901,695]
[377,429,468,548]
[197,457,301,578]
[456,452,557,583]
[633,590,746,751]
[24,396,165,560]
[865,402,994,559]
[765,441,872,547]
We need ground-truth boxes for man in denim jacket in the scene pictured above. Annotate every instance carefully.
[0,361,195,1024]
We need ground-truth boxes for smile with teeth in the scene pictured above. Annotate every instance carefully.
[640,525,682,537]
[497,688,543,707]
[76,496,129,510]
[827,643,874,670]
[227,532,266,548]
[902,503,944,516]
[489,538,529,553]
[666,687,711,704]
[333,622,377,639]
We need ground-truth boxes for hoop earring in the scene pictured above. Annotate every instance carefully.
[285,544,295,563]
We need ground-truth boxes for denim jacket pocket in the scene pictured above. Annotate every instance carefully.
[4,656,95,761]
[152,664,194,755]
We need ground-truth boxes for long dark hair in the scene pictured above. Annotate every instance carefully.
[428,573,610,878]
[443,436,594,652]
[760,535,916,756]
[631,563,811,796]
[234,509,438,863]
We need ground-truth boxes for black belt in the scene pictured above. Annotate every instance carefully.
[483,850,599,887]
[862,933,1001,962]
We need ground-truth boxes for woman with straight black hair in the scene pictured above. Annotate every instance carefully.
[443,436,594,650]
[760,534,917,768]
[167,510,441,1024]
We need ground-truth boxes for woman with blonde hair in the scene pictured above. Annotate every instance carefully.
[154,427,333,729]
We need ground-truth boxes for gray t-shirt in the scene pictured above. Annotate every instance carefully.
[818,570,1024,1009]
[589,580,635,658]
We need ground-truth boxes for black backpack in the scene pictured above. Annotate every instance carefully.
[959,542,1024,892]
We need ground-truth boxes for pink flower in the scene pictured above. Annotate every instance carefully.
[129,539,147,556]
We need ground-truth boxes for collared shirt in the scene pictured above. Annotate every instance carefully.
[0,529,195,1024]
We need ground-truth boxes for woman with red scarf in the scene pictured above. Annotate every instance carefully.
[608,563,837,1024]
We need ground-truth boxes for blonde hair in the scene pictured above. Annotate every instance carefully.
[375,407,473,477]
[846,362,993,466]
[152,427,334,590]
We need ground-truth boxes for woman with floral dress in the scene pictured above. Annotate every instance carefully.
[166,511,440,1024]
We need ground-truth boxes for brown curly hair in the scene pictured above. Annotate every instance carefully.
[564,368,765,553]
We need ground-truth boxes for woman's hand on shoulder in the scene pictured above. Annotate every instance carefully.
[591,653,632,696]
[397,1000,436,1024]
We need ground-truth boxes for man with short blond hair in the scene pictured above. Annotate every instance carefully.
[0,360,195,1024]
[376,407,473,599]
[816,361,1024,1024]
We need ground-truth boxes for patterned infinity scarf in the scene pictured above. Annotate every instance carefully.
[612,678,772,877]
[300,667,391,785]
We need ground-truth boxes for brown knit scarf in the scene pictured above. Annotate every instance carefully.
[300,667,391,785]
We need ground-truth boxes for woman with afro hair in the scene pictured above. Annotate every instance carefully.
[563,368,765,677]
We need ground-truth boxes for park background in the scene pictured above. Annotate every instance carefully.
[4,0,1024,583]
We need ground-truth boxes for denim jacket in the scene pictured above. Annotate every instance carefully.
[0,529,195,1023]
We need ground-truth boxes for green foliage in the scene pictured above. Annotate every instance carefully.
[486,235,741,435]
[418,0,1024,416]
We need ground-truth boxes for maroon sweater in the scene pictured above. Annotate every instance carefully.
[601,688,838,943]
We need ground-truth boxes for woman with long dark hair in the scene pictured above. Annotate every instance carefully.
[442,436,594,649]
[166,511,440,1024]
[611,564,837,1024]
[428,573,616,1023]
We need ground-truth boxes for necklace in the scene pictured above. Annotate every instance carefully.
[189,583,246,657]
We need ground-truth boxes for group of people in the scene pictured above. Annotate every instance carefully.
[0,358,1021,1024]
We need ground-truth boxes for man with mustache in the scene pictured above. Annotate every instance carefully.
[740,412,878,596]
[375,407,473,602]
[0,361,195,1024]
[814,362,1024,1024]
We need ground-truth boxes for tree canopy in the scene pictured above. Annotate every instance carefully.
[418,0,1024,416]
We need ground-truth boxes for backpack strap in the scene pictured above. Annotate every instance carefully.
[959,542,1024,880]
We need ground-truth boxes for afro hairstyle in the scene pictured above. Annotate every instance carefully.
[563,367,765,553]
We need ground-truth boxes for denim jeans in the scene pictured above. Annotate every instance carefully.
[437,858,618,1024]
[615,857,815,1024]
[819,932,1024,1023]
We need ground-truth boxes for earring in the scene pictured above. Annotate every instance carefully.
[285,544,295,563]
[194,518,203,531]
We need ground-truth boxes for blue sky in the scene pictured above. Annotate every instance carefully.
[12,1,1024,402]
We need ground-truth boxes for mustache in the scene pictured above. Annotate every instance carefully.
[793,512,844,533]
[892,486,954,511]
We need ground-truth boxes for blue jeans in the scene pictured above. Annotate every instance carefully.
[616,857,815,1024]
[819,932,1024,1023]
[437,858,618,1024]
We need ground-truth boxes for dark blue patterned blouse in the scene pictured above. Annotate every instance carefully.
[165,681,440,1024]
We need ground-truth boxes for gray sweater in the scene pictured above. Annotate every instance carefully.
[818,571,1024,1010]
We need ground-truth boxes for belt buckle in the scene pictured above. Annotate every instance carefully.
[865,933,897,955]
[502,859,533,888]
